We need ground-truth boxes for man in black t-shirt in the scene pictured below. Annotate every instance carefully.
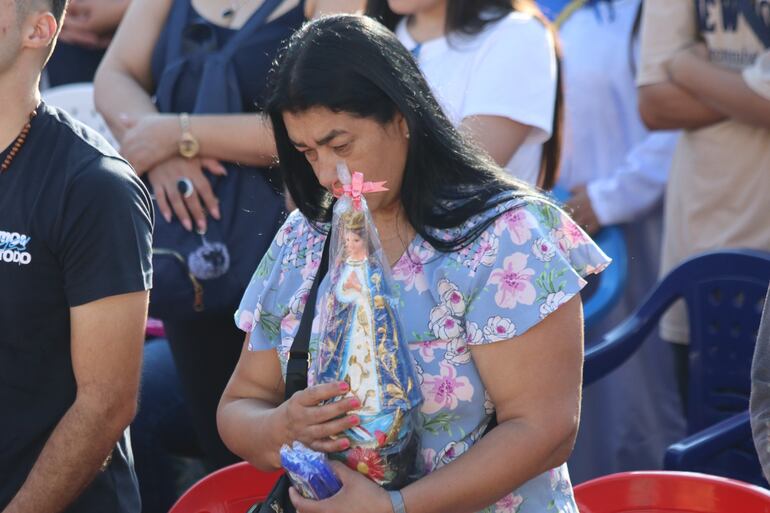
[0,2,153,513]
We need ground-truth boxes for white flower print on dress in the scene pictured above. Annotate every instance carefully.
[494,207,536,244]
[288,287,310,315]
[237,309,255,332]
[413,361,425,386]
[435,439,470,467]
[483,316,516,342]
[465,321,484,346]
[488,253,536,308]
[532,237,557,262]
[392,243,434,294]
[483,390,495,415]
[539,291,572,319]
[445,337,472,366]
[429,304,464,340]
[495,494,524,513]
[422,361,474,414]
[438,278,466,316]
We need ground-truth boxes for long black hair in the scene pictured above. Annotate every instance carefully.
[266,15,543,253]
[365,0,563,191]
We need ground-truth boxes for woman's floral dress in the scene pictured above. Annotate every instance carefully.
[235,197,611,513]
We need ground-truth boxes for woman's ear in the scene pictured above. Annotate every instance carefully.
[395,112,410,140]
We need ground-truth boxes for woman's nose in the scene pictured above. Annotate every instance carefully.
[315,155,340,191]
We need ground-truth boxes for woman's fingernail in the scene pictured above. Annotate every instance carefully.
[339,382,349,392]
[340,438,351,449]
[182,219,192,231]
[349,397,360,408]
[164,213,171,223]
[349,415,359,426]
[212,206,221,220]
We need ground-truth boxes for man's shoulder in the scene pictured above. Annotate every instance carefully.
[39,103,134,179]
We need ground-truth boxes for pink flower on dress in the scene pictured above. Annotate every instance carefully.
[392,244,433,293]
[237,310,254,331]
[421,361,474,414]
[276,222,295,247]
[421,448,437,471]
[300,253,320,282]
[495,494,524,513]
[488,253,536,308]
[494,208,536,244]
[561,214,588,247]
[419,340,437,363]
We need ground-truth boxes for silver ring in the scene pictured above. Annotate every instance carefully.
[177,177,194,199]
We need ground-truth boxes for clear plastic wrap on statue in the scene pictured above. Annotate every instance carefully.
[312,163,424,489]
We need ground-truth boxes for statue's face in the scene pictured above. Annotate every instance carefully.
[344,231,367,260]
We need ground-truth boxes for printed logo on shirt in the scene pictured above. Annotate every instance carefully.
[0,230,32,265]
[697,0,770,49]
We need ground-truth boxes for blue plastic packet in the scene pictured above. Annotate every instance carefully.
[280,442,342,500]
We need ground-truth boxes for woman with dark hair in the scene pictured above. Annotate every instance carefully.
[365,0,561,189]
[218,15,609,513]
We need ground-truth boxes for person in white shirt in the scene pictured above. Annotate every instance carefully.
[366,0,560,188]
[553,0,685,482]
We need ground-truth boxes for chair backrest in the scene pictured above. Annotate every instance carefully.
[573,471,770,513]
[42,82,119,149]
[654,250,770,432]
[169,462,282,513]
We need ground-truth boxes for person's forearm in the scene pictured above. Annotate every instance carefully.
[94,68,158,142]
[187,114,277,167]
[2,399,135,513]
[217,398,289,471]
[638,83,726,130]
[400,418,576,513]
[671,57,770,129]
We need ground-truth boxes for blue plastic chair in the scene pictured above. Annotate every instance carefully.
[548,187,628,330]
[583,249,770,485]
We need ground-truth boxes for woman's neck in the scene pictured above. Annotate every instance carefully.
[371,201,415,266]
[407,2,448,43]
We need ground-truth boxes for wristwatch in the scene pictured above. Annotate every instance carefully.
[178,113,200,159]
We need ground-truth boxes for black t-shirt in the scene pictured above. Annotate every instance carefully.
[0,103,153,513]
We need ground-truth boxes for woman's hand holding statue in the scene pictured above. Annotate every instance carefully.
[279,381,362,454]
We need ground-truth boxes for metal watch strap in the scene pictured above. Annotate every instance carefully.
[388,491,406,513]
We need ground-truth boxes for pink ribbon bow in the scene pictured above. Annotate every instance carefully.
[333,171,388,208]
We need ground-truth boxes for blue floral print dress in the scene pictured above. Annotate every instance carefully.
[235,197,611,513]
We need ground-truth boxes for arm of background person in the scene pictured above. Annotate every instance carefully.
[460,115,532,167]
[307,0,363,18]
[94,0,172,138]
[584,130,677,225]
[636,0,726,130]
[667,48,770,129]
[58,0,131,49]
[458,16,557,170]
[2,291,148,513]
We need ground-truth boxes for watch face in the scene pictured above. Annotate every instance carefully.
[179,134,200,159]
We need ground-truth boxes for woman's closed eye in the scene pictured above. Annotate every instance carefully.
[333,142,351,155]
[303,149,319,162]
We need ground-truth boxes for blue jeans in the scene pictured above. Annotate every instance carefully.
[131,339,200,513]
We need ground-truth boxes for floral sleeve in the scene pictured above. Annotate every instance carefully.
[462,200,611,345]
[234,210,328,353]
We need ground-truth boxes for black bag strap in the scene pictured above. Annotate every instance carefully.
[285,234,332,400]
